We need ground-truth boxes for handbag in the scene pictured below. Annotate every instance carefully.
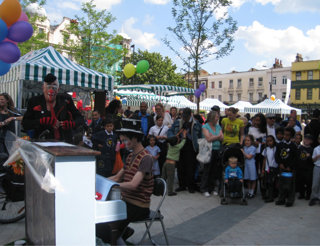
[196,138,212,164]
[112,151,124,174]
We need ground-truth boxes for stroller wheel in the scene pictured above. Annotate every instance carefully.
[221,198,228,205]
[240,199,248,206]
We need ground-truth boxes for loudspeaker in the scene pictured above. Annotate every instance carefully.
[94,90,106,117]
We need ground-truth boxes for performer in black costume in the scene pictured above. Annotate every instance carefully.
[22,73,84,143]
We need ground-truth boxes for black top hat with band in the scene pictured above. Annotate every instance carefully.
[116,118,144,135]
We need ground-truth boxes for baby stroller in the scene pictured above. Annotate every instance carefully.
[220,144,247,205]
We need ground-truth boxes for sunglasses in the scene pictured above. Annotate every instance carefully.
[45,85,59,90]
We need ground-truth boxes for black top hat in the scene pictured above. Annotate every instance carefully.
[44,73,57,84]
[116,118,144,135]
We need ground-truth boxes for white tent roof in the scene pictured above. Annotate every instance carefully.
[229,101,253,112]
[244,99,301,115]
[199,98,228,111]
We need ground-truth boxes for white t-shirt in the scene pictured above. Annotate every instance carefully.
[262,146,278,170]
[312,146,320,167]
[148,124,169,143]
[248,126,266,153]
[267,124,276,138]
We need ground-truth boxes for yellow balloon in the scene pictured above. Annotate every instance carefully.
[115,96,120,100]
[0,0,22,26]
[271,95,275,101]
[123,63,135,78]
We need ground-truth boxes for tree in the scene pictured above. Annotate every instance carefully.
[18,0,50,55]
[163,0,237,112]
[64,0,125,75]
[121,49,187,87]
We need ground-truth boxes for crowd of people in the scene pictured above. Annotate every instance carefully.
[1,73,320,244]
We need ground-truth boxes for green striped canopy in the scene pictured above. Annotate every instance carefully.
[116,84,194,96]
[0,46,114,91]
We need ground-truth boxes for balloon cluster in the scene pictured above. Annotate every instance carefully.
[0,0,34,76]
[123,60,150,78]
[195,83,206,98]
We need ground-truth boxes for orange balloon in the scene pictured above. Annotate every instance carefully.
[0,0,22,26]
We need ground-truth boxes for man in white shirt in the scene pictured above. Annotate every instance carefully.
[266,113,277,138]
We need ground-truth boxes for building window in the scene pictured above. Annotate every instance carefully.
[272,76,276,85]
[219,81,222,88]
[211,95,214,99]
[229,80,233,89]
[258,77,263,86]
[249,93,253,102]
[308,71,313,80]
[319,89,320,100]
[258,93,263,101]
[295,89,301,100]
[218,95,222,101]
[237,79,242,88]
[237,93,241,101]
[282,76,287,84]
[296,72,301,81]
[282,92,286,101]
[39,28,44,34]
[307,88,312,100]
[229,94,233,102]
[211,82,215,89]
[249,78,254,87]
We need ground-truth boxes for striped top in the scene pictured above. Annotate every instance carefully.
[122,149,154,208]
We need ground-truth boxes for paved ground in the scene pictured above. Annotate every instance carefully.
[1,189,319,245]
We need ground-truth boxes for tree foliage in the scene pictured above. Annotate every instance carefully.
[18,0,50,55]
[121,49,187,87]
[163,0,237,110]
[64,0,125,75]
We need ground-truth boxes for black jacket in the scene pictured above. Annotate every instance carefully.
[275,141,297,171]
[22,94,84,143]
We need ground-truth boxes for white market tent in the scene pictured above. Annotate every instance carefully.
[114,90,197,109]
[244,99,302,115]
[0,46,114,109]
[199,98,228,111]
[229,101,253,113]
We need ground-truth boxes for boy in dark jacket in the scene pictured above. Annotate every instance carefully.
[92,117,117,178]
[275,127,297,207]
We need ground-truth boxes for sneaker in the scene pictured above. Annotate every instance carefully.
[168,192,177,196]
[275,200,285,205]
[122,227,134,241]
[285,202,293,207]
[175,187,186,192]
[213,191,218,196]
[203,192,210,197]
[309,198,317,206]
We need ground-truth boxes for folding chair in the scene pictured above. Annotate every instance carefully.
[133,177,169,245]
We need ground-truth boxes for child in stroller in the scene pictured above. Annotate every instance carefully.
[220,145,247,205]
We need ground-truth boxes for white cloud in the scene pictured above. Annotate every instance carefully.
[73,0,122,10]
[121,17,160,50]
[236,21,320,66]
[144,0,170,4]
[143,14,154,26]
[47,12,64,24]
[61,2,81,10]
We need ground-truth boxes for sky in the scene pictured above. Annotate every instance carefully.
[40,0,320,74]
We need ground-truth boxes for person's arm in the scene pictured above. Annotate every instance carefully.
[262,156,267,175]
[109,168,125,182]
[202,127,219,142]
[119,171,145,190]
[224,167,229,182]
[239,126,244,145]
[242,147,254,160]
[237,167,243,181]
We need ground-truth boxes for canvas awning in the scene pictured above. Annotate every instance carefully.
[115,84,195,96]
[244,99,301,115]
[199,98,229,111]
[229,101,253,113]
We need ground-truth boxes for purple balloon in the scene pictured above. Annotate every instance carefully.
[8,21,33,43]
[199,83,206,92]
[0,42,21,63]
[18,11,29,22]
[194,89,202,98]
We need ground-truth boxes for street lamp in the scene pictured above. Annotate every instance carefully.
[130,44,135,84]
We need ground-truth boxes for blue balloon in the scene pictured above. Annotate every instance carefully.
[194,89,202,98]
[0,18,8,42]
[8,21,33,43]
[0,60,11,76]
